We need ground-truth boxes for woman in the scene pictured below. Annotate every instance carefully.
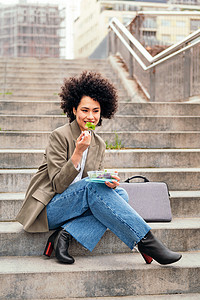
[16,71,182,265]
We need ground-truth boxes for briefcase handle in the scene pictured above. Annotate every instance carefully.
[124,175,149,183]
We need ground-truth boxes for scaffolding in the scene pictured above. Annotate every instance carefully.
[0,2,65,58]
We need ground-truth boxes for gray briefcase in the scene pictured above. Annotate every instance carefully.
[120,175,172,222]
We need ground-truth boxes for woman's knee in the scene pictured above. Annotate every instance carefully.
[115,187,129,203]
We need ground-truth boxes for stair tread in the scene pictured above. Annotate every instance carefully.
[3,114,200,117]
[0,251,199,274]
[1,190,200,201]
[0,192,25,200]
[1,148,200,153]
[2,167,200,173]
[40,294,200,300]
[1,218,199,233]
[2,130,200,133]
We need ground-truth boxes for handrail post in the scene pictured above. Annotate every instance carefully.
[108,31,111,56]
[150,67,156,102]
[114,32,118,55]
[183,48,191,100]
[129,40,133,78]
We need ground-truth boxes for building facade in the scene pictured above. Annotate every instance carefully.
[74,0,200,58]
[0,2,65,58]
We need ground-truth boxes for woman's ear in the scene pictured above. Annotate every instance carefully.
[73,107,76,116]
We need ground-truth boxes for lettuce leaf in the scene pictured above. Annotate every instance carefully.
[85,122,96,130]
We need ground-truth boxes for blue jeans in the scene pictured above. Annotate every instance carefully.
[46,178,151,252]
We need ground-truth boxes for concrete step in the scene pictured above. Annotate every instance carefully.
[0,59,112,69]
[1,191,199,222]
[0,93,128,102]
[2,131,200,149]
[0,67,114,74]
[0,89,126,99]
[1,218,200,256]
[0,193,24,221]
[0,100,62,115]
[40,294,200,300]
[1,149,200,169]
[0,68,115,77]
[117,102,200,116]
[0,72,121,81]
[100,131,200,149]
[0,251,199,299]
[0,77,123,89]
[105,149,200,168]
[2,115,200,132]
[1,168,200,192]
[0,94,128,101]
[170,191,200,218]
[0,77,123,92]
[0,57,108,64]
[1,115,67,131]
[101,116,200,132]
[1,101,200,116]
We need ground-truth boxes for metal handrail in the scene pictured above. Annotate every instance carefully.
[108,16,200,101]
[109,22,148,70]
[109,16,200,67]
[127,11,200,61]
[110,21,200,71]
[152,28,200,62]
[109,17,153,63]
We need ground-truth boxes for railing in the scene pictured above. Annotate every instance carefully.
[108,15,200,102]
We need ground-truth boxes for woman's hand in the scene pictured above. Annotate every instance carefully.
[76,131,91,153]
[71,131,91,168]
[105,174,120,189]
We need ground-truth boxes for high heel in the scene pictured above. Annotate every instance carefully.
[43,229,75,264]
[138,231,182,265]
[140,252,153,264]
[43,229,60,257]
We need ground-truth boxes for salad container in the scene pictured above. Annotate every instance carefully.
[87,170,118,183]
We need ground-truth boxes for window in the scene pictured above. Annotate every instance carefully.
[162,34,171,42]
[143,18,156,29]
[190,19,200,31]
[176,35,186,42]
[161,20,171,27]
[176,21,186,27]
[23,10,27,23]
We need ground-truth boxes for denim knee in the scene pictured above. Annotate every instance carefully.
[115,187,129,203]
[86,182,129,204]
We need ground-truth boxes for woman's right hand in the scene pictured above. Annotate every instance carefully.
[76,131,91,153]
[71,131,91,168]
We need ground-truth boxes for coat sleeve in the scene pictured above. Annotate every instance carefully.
[46,130,79,194]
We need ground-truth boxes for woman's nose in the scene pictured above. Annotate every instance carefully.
[88,111,94,119]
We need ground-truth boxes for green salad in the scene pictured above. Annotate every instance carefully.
[85,122,96,130]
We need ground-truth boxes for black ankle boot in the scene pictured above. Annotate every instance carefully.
[54,229,75,264]
[138,231,182,265]
[43,229,75,264]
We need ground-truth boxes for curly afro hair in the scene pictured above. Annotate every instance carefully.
[60,71,118,126]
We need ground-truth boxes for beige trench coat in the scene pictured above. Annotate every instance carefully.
[16,120,106,233]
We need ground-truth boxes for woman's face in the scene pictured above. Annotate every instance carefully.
[73,96,101,131]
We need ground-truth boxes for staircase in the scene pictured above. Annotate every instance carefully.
[0,57,200,299]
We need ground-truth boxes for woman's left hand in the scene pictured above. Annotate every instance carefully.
[105,175,120,189]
